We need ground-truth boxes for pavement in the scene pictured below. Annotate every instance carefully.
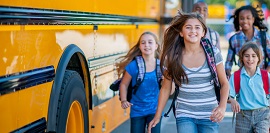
[112,100,235,133]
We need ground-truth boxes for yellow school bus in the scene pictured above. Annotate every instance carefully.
[0,0,161,132]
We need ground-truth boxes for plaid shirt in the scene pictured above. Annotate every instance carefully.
[225,28,270,71]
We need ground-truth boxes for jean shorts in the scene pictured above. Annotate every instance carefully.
[176,117,219,133]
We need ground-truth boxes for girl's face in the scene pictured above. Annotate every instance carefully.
[139,34,158,56]
[239,10,255,31]
[242,48,259,70]
[180,18,205,44]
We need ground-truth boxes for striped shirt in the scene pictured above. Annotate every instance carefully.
[175,47,223,119]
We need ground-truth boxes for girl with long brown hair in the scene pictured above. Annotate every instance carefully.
[148,11,229,133]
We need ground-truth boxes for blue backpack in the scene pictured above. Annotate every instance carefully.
[109,56,162,102]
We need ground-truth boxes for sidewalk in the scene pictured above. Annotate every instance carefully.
[112,100,236,133]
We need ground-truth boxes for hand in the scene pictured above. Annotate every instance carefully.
[121,100,133,109]
[210,106,225,123]
[147,117,160,133]
[225,70,231,79]
[230,99,240,113]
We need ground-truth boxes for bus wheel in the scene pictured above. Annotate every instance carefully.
[56,70,89,133]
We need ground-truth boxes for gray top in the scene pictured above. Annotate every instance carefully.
[205,27,220,50]
[175,47,223,119]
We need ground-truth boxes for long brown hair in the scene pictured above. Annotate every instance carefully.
[238,42,262,68]
[116,31,160,77]
[160,11,207,86]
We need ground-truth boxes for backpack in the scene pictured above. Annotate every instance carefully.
[109,56,162,102]
[260,30,269,68]
[208,27,219,48]
[233,68,269,98]
[231,68,269,126]
[164,38,220,117]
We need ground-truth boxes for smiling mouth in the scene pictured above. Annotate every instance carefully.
[242,24,249,27]
[189,35,197,38]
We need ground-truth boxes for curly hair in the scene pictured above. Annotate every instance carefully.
[160,11,207,87]
[116,31,161,77]
[227,5,268,31]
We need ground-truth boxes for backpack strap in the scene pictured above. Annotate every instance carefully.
[201,38,220,102]
[201,39,219,87]
[208,27,214,45]
[133,56,145,94]
[164,82,179,118]
[156,59,162,88]
[261,69,269,95]
[260,30,269,69]
[233,69,241,95]
[214,30,219,47]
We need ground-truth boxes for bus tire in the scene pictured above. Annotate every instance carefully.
[56,70,89,133]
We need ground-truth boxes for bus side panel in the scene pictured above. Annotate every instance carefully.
[0,28,63,132]
[0,0,160,18]
[17,83,53,129]
[0,93,18,132]
[0,29,62,75]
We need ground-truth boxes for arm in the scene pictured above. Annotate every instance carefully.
[119,72,133,109]
[210,62,229,122]
[147,76,172,133]
[228,97,240,113]
[225,37,235,78]
[227,74,240,113]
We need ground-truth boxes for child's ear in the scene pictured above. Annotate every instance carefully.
[202,30,205,38]
[155,44,158,50]
[179,32,183,37]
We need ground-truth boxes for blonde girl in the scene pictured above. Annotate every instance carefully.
[117,31,162,133]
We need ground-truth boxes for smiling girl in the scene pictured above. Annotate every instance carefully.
[147,11,229,133]
[225,5,270,77]
[117,31,162,133]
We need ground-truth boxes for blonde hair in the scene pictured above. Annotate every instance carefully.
[116,31,160,77]
[238,41,262,68]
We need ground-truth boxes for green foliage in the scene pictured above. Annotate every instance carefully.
[205,0,270,9]
[263,0,270,9]
[205,0,234,5]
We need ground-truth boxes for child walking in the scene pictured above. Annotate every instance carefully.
[192,1,221,50]
[228,42,270,133]
[117,31,162,133]
[225,5,270,77]
[148,11,229,133]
